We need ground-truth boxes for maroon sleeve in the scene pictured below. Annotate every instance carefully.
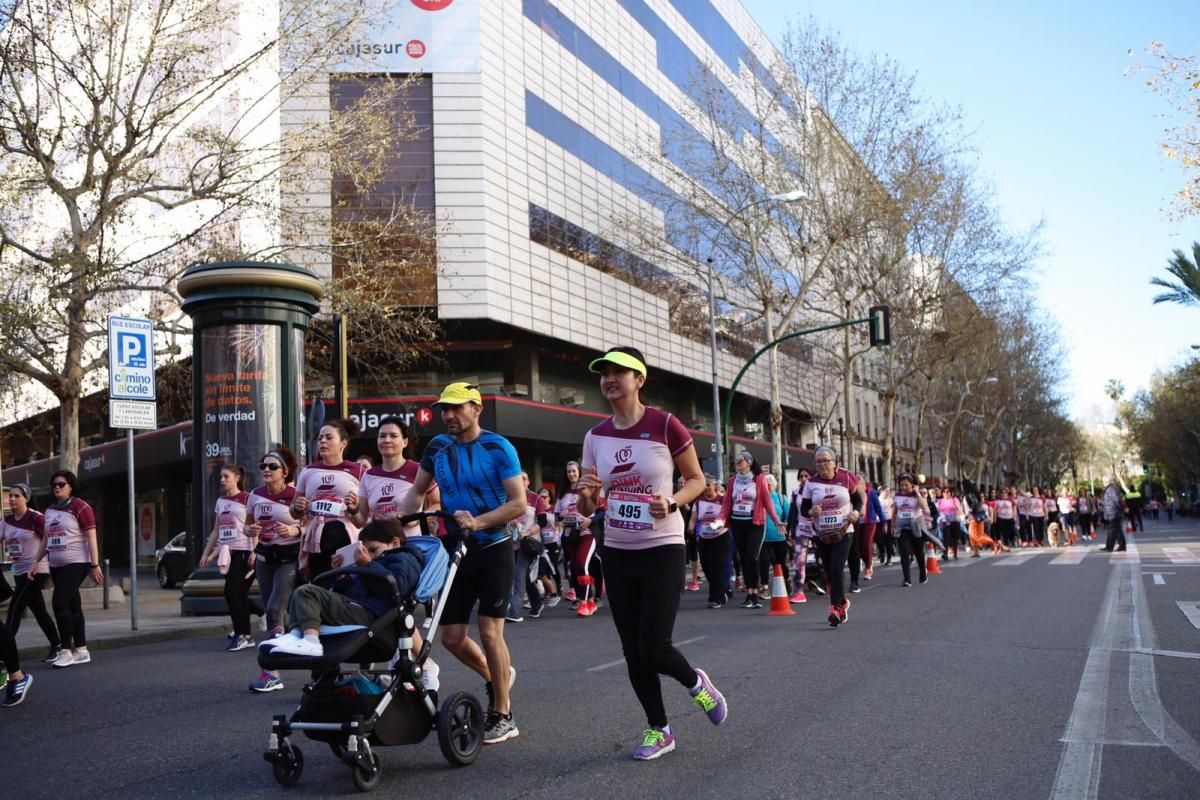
[664,412,693,456]
[75,500,97,530]
[400,460,421,483]
[719,477,734,521]
[34,511,46,538]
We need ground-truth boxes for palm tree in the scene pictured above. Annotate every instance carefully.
[1150,242,1200,307]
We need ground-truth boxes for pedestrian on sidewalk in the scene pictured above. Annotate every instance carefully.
[3,483,61,661]
[36,470,102,668]
[200,465,256,652]
[1101,480,1127,552]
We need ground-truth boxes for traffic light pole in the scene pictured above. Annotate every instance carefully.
[720,310,887,466]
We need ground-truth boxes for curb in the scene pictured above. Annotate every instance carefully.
[17,621,228,662]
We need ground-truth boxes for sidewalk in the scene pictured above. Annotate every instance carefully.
[6,574,230,660]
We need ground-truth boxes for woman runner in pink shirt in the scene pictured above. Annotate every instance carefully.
[37,470,102,668]
[292,417,365,577]
[576,346,727,761]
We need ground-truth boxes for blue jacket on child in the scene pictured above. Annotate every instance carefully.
[338,546,423,618]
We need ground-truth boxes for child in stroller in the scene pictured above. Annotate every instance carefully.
[259,511,484,792]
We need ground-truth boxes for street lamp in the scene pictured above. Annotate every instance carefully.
[705,190,805,482]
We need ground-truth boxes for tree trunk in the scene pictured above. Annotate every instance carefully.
[914,393,930,481]
[58,392,81,474]
[765,304,783,478]
[881,391,897,487]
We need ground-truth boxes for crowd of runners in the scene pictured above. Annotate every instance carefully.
[0,344,1168,760]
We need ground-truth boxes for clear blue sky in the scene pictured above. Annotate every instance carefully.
[740,0,1200,422]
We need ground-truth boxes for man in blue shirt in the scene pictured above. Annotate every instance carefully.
[404,382,526,745]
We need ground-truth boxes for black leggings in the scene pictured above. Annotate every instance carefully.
[729,518,765,590]
[1,622,19,675]
[1029,517,1046,545]
[761,540,792,593]
[225,550,256,636]
[815,535,852,605]
[0,569,12,602]
[6,572,60,650]
[995,518,1016,548]
[697,534,729,604]
[877,521,896,562]
[602,544,697,729]
[50,562,90,650]
[898,530,927,583]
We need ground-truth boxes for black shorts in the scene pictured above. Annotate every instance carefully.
[440,541,514,625]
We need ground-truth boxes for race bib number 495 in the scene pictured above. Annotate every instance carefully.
[608,491,654,532]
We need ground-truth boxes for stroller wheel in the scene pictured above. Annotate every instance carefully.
[437,690,484,766]
[272,743,304,787]
[351,749,382,793]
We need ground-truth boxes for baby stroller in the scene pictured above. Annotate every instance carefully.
[259,511,482,792]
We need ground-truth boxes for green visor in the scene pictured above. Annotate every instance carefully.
[588,351,647,377]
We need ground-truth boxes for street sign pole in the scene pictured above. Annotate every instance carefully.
[108,316,157,632]
[127,429,137,630]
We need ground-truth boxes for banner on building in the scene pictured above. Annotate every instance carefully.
[332,0,480,74]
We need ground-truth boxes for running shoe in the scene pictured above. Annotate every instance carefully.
[249,671,284,693]
[505,613,524,623]
[849,582,861,594]
[740,596,755,608]
[483,712,519,744]
[576,600,597,617]
[420,658,441,692]
[806,579,826,596]
[51,649,75,669]
[1,673,32,707]
[789,591,807,604]
[547,595,562,607]
[44,648,65,664]
[269,637,323,657]
[484,666,518,714]
[837,599,850,624]
[70,647,91,665]
[227,635,255,652]
[564,588,577,602]
[902,579,912,587]
[864,567,874,581]
[689,669,727,725]
[919,575,928,584]
[529,606,542,619]
[633,727,675,760]
[750,597,763,609]
[707,601,724,609]
[761,587,771,600]
[686,581,701,592]
[828,605,841,627]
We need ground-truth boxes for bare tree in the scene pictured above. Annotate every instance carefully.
[0,0,437,471]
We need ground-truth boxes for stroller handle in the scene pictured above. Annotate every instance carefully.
[398,508,462,536]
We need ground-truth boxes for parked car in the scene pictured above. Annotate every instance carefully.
[155,532,190,588]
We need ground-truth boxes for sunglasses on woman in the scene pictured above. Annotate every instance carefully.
[259,463,282,471]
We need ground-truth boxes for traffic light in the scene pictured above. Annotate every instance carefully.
[868,305,891,347]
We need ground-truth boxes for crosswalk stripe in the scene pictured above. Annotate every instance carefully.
[1164,547,1199,564]
[1111,543,1140,563]
[1050,549,1089,565]
[995,553,1039,566]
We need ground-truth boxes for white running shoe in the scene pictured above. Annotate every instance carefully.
[269,637,324,657]
[260,629,301,650]
[420,658,441,692]
[71,647,91,665]
[52,649,75,669]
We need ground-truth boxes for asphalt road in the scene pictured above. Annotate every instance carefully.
[6,520,1200,800]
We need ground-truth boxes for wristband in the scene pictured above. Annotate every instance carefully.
[88,563,99,569]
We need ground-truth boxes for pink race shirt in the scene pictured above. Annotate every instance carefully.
[555,489,589,530]
[994,499,1015,520]
[582,407,692,550]
[248,485,300,549]
[692,497,724,539]
[296,461,364,553]
[892,492,926,531]
[214,491,252,551]
[1027,497,1046,518]
[361,461,426,535]
[45,498,97,568]
[800,468,859,534]
[1,510,48,576]
[936,498,960,520]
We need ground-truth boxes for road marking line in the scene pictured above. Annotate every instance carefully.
[587,635,707,672]
[1134,648,1200,661]
[1051,550,1089,565]
[1152,573,1166,585]
[1110,543,1140,563]
[1164,547,1199,564]
[1177,601,1200,631]
[995,553,1039,566]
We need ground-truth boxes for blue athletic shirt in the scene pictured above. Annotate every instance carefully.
[420,429,522,550]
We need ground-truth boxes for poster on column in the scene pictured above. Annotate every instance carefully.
[137,503,158,556]
[199,325,282,539]
[330,0,480,73]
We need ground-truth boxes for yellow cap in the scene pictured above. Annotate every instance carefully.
[435,382,483,406]
[587,350,648,377]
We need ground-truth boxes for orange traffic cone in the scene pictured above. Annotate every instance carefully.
[926,543,942,575]
[767,564,794,616]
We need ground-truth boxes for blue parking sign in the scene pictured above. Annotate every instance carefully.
[108,316,156,401]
